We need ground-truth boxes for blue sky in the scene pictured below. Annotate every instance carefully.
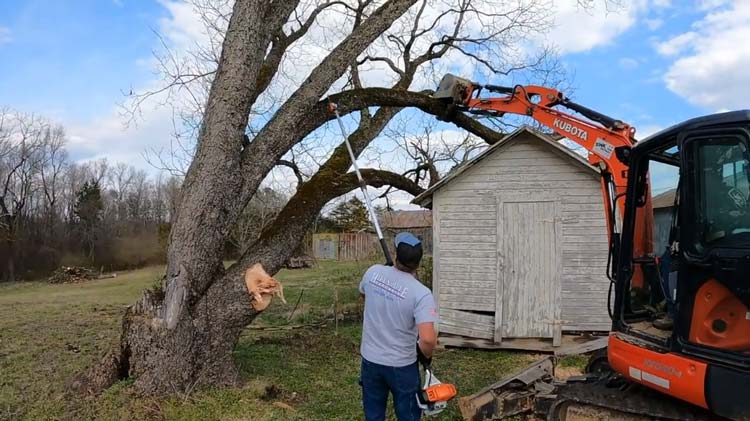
[564,3,711,137]
[0,0,748,184]
[0,1,162,122]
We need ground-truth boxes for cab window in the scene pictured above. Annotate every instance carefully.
[694,139,750,249]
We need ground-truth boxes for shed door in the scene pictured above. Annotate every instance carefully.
[314,234,338,260]
[496,199,561,342]
[320,239,337,259]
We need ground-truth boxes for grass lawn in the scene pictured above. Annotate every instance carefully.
[0,261,532,420]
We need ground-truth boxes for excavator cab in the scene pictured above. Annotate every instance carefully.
[612,111,750,418]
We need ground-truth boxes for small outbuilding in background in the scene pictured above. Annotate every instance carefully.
[412,126,611,351]
[380,209,433,253]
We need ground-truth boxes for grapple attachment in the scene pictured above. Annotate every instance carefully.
[458,356,557,420]
[433,73,477,105]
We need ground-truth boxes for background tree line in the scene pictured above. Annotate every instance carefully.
[0,108,183,282]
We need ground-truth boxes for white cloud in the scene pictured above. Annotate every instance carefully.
[655,31,697,56]
[697,0,731,11]
[67,102,177,171]
[644,18,663,30]
[658,1,750,109]
[543,1,645,54]
[618,57,639,69]
[0,26,12,45]
[157,0,212,52]
[653,0,672,7]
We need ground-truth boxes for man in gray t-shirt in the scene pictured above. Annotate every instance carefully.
[359,232,439,421]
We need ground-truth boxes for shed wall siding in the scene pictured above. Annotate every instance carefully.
[433,132,610,333]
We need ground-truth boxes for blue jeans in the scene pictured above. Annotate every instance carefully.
[360,358,421,421]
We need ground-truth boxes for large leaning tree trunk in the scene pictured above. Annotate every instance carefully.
[75,0,420,395]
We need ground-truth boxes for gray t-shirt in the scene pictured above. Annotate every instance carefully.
[359,264,439,367]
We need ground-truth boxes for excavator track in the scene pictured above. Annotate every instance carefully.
[458,355,728,421]
[547,380,722,421]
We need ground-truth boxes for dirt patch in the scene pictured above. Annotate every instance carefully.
[261,385,282,401]
[272,401,295,411]
[257,382,305,402]
[554,365,583,380]
[67,350,126,396]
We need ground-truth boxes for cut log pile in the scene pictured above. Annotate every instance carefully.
[48,266,97,284]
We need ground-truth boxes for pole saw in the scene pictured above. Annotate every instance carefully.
[329,102,457,416]
[328,102,393,266]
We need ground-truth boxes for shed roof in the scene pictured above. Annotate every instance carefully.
[412,126,600,207]
[652,189,676,209]
[380,210,432,228]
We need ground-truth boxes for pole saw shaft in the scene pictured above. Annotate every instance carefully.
[329,103,393,266]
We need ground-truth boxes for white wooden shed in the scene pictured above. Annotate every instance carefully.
[412,127,611,350]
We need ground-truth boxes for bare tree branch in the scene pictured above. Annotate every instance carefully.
[276,159,305,185]
[237,0,418,207]
[357,55,405,77]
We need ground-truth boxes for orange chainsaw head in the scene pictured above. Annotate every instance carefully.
[423,383,457,403]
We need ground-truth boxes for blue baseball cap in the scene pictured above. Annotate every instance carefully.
[394,232,421,247]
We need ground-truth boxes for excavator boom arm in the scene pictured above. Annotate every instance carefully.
[435,74,635,187]
[434,73,654,276]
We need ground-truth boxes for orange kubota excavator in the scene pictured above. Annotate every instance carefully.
[433,74,750,420]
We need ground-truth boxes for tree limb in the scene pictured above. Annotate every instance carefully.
[303,88,506,146]
[231,104,401,273]
[254,1,347,103]
[231,167,421,273]
[349,168,424,197]
[276,159,305,185]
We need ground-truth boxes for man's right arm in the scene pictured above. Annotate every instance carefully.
[417,322,437,359]
[415,291,439,359]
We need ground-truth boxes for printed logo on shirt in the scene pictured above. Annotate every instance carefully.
[369,274,408,301]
